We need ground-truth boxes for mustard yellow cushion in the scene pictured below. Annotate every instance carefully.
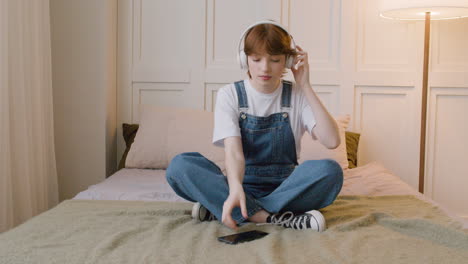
[345,131,360,169]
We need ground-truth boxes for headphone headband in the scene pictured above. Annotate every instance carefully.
[237,20,296,70]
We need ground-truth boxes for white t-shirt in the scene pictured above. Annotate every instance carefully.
[212,79,316,157]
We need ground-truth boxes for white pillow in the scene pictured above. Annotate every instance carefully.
[298,115,350,170]
[125,105,225,170]
[126,105,349,170]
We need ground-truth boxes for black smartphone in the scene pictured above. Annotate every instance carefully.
[217,230,269,245]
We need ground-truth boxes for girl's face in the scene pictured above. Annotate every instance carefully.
[247,52,286,92]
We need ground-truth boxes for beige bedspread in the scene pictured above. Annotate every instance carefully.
[1,195,467,264]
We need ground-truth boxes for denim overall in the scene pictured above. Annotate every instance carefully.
[236,80,298,198]
[167,80,343,224]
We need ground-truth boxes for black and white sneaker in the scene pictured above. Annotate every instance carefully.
[265,210,326,232]
[191,202,216,222]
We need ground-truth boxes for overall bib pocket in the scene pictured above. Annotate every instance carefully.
[241,126,284,164]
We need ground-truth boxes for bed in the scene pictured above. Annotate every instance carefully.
[1,106,467,264]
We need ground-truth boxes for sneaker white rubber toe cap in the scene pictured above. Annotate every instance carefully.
[307,210,326,232]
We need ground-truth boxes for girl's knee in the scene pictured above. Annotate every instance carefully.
[166,152,200,183]
[301,159,343,185]
[166,152,220,185]
[169,152,202,167]
[321,159,343,187]
[324,159,343,178]
[301,159,342,173]
[321,159,344,197]
[319,159,341,171]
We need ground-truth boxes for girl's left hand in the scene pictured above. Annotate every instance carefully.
[291,45,310,89]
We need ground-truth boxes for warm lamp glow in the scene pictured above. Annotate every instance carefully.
[380,0,468,20]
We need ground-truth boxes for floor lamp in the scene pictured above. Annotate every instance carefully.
[379,0,468,193]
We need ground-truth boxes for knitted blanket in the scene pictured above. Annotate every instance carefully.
[1,195,467,264]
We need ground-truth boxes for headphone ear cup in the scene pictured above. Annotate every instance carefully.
[239,51,248,70]
[285,55,294,69]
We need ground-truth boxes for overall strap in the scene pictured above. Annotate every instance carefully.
[234,80,249,110]
[281,80,292,108]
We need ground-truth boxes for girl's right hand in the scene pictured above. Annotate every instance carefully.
[221,186,248,230]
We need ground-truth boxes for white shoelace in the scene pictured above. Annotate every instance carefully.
[258,211,312,230]
[284,214,312,229]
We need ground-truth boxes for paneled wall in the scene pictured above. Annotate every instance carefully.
[117,0,468,220]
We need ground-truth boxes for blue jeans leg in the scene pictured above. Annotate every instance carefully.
[257,159,343,214]
[166,152,262,223]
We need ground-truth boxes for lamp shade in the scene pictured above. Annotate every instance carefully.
[380,0,468,20]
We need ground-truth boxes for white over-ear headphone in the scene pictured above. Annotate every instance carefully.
[237,20,296,70]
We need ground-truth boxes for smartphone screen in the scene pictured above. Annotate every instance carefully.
[217,230,269,245]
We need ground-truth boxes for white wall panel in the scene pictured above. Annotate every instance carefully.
[425,19,468,218]
[314,85,340,115]
[290,0,341,74]
[357,0,415,71]
[425,87,468,219]
[205,83,228,111]
[132,0,192,82]
[431,19,468,73]
[355,86,419,188]
[353,0,420,189]
[128,0,206,124]
[132,83,189,122]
